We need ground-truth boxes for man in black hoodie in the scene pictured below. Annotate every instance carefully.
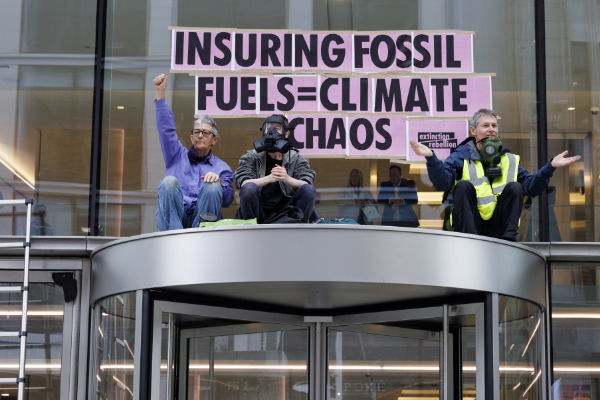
[234,115,316,224]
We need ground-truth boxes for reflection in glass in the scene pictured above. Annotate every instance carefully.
[462,326,477,400]
[160,313,308,400]
[0,283,64,400]
[92,292,137,400]
[97,0,537,239]
[545,2,599,242]
[0,1,95,235]
[552,264,600,400]
[327,327,440,400]
[498,296,542,400]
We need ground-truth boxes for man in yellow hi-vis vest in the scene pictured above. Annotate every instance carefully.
[410,109,580,241]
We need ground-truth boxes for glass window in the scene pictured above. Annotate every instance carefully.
[545,2,600,242]
[99,0,538,239]
[498,295,543,400]
[0,283,65,400]
[551,263,600,400]
[0,0,96,236]
[92,292,137,400]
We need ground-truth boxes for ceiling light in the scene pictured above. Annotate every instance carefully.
[568,107,576,111]
[117,106,125,110]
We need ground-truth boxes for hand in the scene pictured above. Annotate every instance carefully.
[271,165,289,182]
[551,150,581,168]
[201,171,220,183]
[356,199,367,207]
[409,140,433,157]
[390,198,404,205]
[154,73,168,100]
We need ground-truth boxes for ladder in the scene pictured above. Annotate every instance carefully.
[0,198,33,400]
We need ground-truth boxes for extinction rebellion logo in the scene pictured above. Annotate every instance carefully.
[418,132,458,149]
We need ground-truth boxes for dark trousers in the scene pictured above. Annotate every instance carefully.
[452,180,524,241]
[239,182,316,223]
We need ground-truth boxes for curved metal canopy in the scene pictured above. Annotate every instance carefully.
[90,226,546,310]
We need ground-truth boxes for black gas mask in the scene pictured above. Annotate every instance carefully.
[478,136,506,179]
[253,115,293,154]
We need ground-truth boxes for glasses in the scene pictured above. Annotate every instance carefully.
[191,129,213,138]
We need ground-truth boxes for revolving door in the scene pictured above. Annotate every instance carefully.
[146,297,544,400]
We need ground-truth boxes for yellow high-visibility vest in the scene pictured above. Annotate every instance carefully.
[456,153,520,220]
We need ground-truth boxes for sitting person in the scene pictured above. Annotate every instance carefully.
[335,169,376,224]
[234,115,316,223]
[377,165,420,228]
[410,108,579,241]
[153,73,233,231]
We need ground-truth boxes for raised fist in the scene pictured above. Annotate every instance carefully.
[154,73,168,91]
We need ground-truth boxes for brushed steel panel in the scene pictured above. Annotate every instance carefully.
[90,226,546,308]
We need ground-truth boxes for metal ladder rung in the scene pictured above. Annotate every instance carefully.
[0,242,28,249]
[0,286,25,293]
[0,199,31,206]
[4,200,32,400]
[0,331,22,338]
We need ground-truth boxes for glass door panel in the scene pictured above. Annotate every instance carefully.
[326,303,485,400]
[327,325,441,400]
[151,303,309,400]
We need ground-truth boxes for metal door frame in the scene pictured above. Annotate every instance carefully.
[150,300,313,400]
[321,303,486,400]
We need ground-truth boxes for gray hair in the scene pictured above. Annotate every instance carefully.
[194,115,218,137]
[469,108,497,129]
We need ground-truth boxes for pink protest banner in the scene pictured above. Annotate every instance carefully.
[170,27,475,74]
[412,33,473,73]
[346,116,406,157]
[195,74,490,117]
[294,33,353,72]
[372,77,431,115]
[171,30,234,71]
[195,76,257,116]
[233,32,288,71]
[406,119,469,161]
[258,76,319,113]
[429,76,492,117]
[353,33,412,74]
[320,77,373,113]
[287,115,348,156]
[287,115,407,158]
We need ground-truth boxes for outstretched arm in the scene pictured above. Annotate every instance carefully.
[518,150,580,197]
[409,140,433,157]
[410,140,456,191]
[551,150,580,168]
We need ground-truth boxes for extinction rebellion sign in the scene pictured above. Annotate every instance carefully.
[169,27,494,161]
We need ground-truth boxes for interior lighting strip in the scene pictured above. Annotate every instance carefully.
[552,314,600,319]
[94,364,600,373]
[0,311,64,316]
[0,364,61,369]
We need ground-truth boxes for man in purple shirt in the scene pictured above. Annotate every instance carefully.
[154,73,233,231]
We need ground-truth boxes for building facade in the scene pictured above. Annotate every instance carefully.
[0,0,599,400]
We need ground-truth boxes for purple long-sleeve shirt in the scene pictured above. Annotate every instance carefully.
[155,99,233,212]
